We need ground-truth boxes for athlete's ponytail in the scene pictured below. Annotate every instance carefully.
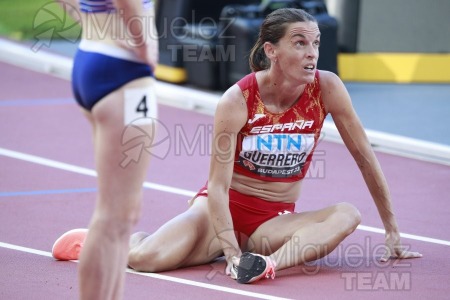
[249,37,269,72]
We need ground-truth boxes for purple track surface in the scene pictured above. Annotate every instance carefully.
[1,61,449,299]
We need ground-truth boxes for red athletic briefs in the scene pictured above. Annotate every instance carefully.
[193,184,296,246]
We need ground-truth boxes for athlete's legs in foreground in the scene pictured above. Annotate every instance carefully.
[249,202,361,271]
[78,77,154,300]
[128,196,223,272]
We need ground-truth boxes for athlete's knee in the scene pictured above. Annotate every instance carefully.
[127,237,163,272]
[127,247,147,271]
[129,231,149,249]
[100,199,142,228]
[91,210,139,241]
[122,206,141,228]
[334,202,361,235]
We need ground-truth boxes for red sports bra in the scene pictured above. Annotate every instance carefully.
[234,71,326,182]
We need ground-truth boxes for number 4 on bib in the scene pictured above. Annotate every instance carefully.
[124,87,157,125]
[136,96,149,117]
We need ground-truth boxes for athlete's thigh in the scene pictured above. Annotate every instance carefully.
[92,76,156,127]
[89,77,156,216]
[179,196,224,267]
[136,196,223,270]
[248,205,340,255]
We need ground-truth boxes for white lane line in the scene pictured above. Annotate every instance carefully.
[1,147,449,247]
[0,147,195,198]
[0,241,53,258]
[0,241,291,300]
[357,225,450,246]
[126,270,292,300]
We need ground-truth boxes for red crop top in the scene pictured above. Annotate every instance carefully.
[234,71,326,182]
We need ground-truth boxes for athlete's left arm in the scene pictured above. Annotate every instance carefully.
[319,70,422,261]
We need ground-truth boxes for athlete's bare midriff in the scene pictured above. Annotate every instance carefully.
[230,172,302,203]
[80,10,156,48]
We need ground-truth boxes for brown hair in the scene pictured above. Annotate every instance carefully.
[249,8,317,72]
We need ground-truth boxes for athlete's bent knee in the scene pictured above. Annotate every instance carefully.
[128,242,163,272]
[128,248,153,272]
[335,202,361,235]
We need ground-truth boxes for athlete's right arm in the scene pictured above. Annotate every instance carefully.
[207,84,247,278]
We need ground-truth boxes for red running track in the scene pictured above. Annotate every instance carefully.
[1,61,449,300]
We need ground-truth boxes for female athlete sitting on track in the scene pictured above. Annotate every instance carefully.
[54,7,421,284]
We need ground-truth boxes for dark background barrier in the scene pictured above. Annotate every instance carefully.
[155,0,338,90]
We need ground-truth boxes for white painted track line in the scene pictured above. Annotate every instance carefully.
[1,146,449,247]
[0,241,292,300]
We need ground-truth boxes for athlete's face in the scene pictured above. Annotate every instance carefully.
[273,21,320,83]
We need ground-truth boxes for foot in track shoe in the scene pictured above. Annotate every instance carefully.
[52,228,88,261]
[236,252,276,284]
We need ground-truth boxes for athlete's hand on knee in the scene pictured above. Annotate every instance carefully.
[380,231,423,262]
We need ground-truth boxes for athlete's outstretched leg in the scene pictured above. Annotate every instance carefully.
[128,196,223,272]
